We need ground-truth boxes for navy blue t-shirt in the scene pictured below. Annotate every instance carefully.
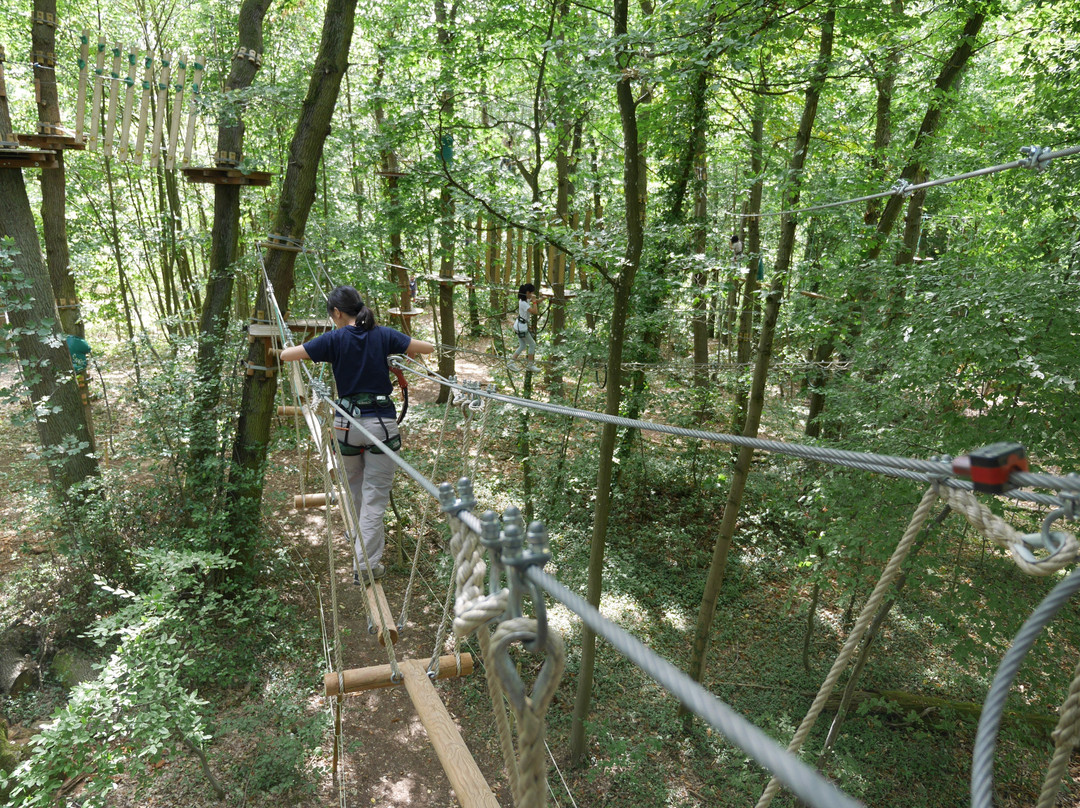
[303,325,411,405]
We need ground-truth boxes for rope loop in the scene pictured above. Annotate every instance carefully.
[938,487,1079,576]
[490,616,567,808]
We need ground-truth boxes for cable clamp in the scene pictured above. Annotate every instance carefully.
[1020,145,1050,171]
[310,379,332,400]
[951,442,1028,494]
[501,519,552,651]
[889,179,914,198]
[438,478,477,517]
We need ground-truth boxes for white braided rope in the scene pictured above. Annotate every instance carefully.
[1036,654,1080,808]
[491,616,567,808]
[449,515,510,636]
[447,513,518,800]
[755,486,940,808]
[937,486,1080,576]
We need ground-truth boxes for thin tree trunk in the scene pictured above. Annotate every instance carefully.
[683,5,835,711]
[227,0,358,572]
[569,0,645,765]
[188,0,270,480]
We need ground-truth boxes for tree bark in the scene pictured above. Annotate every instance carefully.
[569,0,645,766]
[188,0,270,480]
[226,0,358,570]
[683,5,835,710]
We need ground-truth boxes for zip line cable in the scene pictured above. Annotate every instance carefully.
[392,358,1075,506]
[727,144,1080,219]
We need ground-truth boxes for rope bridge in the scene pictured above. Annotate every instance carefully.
[257,255,1080,806]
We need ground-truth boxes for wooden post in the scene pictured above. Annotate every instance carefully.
[103,43,122,156]
[181,56,203,167]
[165,54,186,170]
[503,226,514,286]
[399,660,501,808]
[148,51,171,168]
[324,653,474,697]
[117,45,138,159]
[363,581,399,647]
[132,51,153,164]
[74,30,90,141]
[568,211,579,285]
[87,36,106,151]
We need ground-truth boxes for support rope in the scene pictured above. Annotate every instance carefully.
[1036,654,1080,808]
[754,486,940,808]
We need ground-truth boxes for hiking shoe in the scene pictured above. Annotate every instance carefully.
[527,363,542,372]
[506,361,520,372]
[354,563,386,584]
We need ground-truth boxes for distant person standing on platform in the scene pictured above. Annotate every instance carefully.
[509,283,541,372]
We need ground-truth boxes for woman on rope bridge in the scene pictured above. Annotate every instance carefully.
[280,285,434,582]
[508,283,541,372]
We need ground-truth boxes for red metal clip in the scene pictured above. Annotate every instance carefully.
[952,442,1028,493]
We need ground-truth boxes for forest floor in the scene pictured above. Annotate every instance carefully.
[4,333,1080,808]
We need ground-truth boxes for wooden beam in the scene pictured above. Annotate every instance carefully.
[165,53,186,169]
[399,660,501,808]
[103,43,122,156]
[277,405,302,416]
[148,51,171,167]
[324,653,474,697]
[74,30,90,141]
[181,56,203,167]
[293,491,332,510]
[117,44,139,159]
[86,36,106,151]
[132,51,153,164]
[364,580,398,647]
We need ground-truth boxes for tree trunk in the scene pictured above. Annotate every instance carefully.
[434,0,458,402]
[569,0,645,765]
[188,0,270,480]
[227,0,358,571]
[683,5,835,709]
[0,90,97,496]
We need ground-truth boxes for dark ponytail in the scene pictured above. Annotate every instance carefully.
[326,285,376,331]
[518,283,535,301]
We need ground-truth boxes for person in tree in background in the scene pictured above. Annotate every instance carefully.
[279,286,434,582]
[509,283,541,373]
[65,334,92,402]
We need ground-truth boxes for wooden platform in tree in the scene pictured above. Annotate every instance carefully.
[419,273,472,285]
[389,307,425,319]
[540,286,578,299]
[0,148,59,169]
[248,318,333,340]
[181,166,273,186]
[15,133,86,151]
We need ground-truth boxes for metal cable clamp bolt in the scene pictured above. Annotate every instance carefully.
[1020,144,1049,171]
[890,179,914,198]
[437,478,477,517]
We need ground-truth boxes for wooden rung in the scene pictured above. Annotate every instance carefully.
[324,653,474,697]
[364,580,398,647]
[277,405,302,416]
[399,660,500,808]
[293,492,333,510]
[419,273,472,285]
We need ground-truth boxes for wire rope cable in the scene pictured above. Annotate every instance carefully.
[971,566,1080,808]
[524,567,864,808]
[726,144,1080,219]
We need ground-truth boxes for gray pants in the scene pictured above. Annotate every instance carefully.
[342,415,399,571]
[512,330,537,358]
